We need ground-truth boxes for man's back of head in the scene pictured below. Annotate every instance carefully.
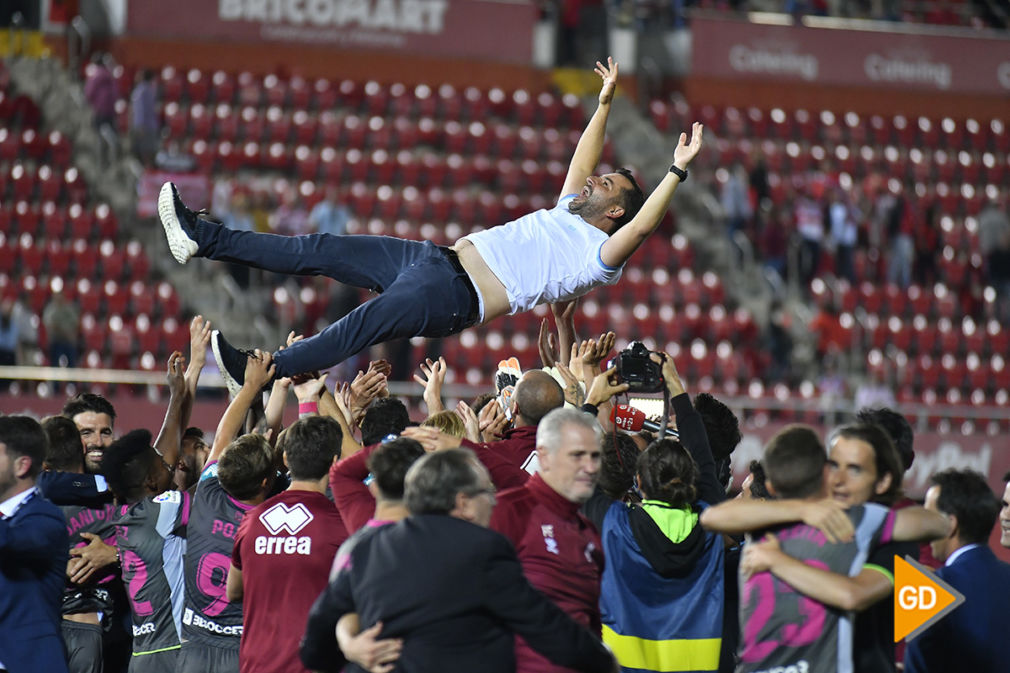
[41,415,84,473]
[762,424,827,500]
[404,448,494,526]
[0,415,48,490]
[279,416,342,482]
[360,398,410,446]
[368,437,425,503]
[101,429,158,503]
[218,433,275,501]
[514,371,564,427]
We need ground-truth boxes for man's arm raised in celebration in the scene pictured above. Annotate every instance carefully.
[558,58,618,201]
[599,122,704,268]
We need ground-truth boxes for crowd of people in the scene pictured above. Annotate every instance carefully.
[3,310,1009,673]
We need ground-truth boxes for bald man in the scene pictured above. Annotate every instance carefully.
[462,370,565,477]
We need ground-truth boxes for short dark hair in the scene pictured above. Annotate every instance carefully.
[930,469,1000,545]
[404,448,484,516]
[360,398,410,447]
[747,460,772,500]
[637,438,698,508]
[0,415,48,479]
[611,168,646,230]
[470,392,497,416]
[514,372,564,426]
[218,434,275,501]
[183,427,205,442]
[279,416,342,481]
[42,415,84,472]
[856,408,914,471]
[367,437,425,501]
[598,432,641,500]
[101,429,155,501]
[62,393,117,423]
[830,423,904,506]
[694,393,742,462]
[763,425,826,499]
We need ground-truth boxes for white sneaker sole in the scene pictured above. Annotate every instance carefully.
[158,182,199,265]
[211,330,243,398]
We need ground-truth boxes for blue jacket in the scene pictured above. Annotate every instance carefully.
[905,545,1010,673]
[0,489,71,673]
[597,500,724,673]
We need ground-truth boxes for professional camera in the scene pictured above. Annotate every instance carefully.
[612,341,664,393]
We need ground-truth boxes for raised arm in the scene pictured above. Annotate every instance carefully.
[699,497,855,543]
[207,352,276,464]
[599,122,704,268]
[558,58,618,201]
[153,351,189,471]
[183,315,212,424]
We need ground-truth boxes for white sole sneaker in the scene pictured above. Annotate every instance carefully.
[158,182,199,264]
[211,330,243,398]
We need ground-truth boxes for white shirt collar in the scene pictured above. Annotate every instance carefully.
[944,543,982,567]
[0,486,38,519]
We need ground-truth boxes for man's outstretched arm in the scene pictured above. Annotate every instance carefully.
[559,58,617,201]
[599,122,704,268]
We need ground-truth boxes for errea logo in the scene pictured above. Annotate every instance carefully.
[260,502,313,535]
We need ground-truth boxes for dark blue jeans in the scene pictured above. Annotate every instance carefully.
[194,221,478,377]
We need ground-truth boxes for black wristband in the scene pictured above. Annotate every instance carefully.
[669,164,688,181]
[581,403,599,417]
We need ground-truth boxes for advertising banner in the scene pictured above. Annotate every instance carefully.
[692,16,1010,96]
[126,0,537,64]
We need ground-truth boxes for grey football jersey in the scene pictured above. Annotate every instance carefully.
[181,462,250,647]
[115,490,189,656]
[737,503,894,673]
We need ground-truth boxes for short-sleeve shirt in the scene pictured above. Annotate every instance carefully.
[181,461,253,648]
[464,194,623,315]
[61,502,127,615]
[115,490,190,656]
[231,490,345,673]
[737,503,895,673]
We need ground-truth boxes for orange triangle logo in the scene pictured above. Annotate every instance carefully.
[894,555,965,642]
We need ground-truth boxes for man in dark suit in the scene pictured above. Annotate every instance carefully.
[905,469,1010,673]
[300,448,616,673]
[0,415,71,673]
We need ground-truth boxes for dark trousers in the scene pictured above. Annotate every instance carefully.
[194,221,478,377]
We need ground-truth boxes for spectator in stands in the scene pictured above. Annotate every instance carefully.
[721,161,752,239]
[83,52,118,165]
[270,193,310,237]
[764,300,793,383]
[913,203,940,287]
[794,184,824,287]
[130,69,159,166]
[978,196,1009,258]
[810,301,846,358]
[302,448,616,673]
[886,193,915,288]
[0,415,72,673]
[158,59,705,394]
[759,204,788,278]
[986,229,1010,323]
[309,185,350,237]
[0,298,18,372]
[489,407,605,673]
[227,414,347,673]
[905,469,1010,673]
[42,289,79,369]
[828,186,859,283]
[155,139,197,173]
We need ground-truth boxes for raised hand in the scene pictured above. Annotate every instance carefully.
[455,400,481,444]
[413,357,446,414]
[68,533,117,584]
[166,351,187,397]
[188,315,211,370]
[538,318,558,369]
[740,533,782,579]
[401,426,462,453]
[801,499,855,544]
[595,57,619,106]
[350,368,387,416]
[292,371,328,404]
[673,122,704,169]
[477,399,507,442]
[243,350,276,392]
[556,360,585,408]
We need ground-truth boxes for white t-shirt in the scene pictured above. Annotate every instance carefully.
[464,194,623,315]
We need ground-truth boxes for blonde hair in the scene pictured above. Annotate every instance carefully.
[421,410,466,438]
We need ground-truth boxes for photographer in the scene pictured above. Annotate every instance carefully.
[583,350,727,673]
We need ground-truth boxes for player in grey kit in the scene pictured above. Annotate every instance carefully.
[178,356,277,673]
[102,353,190,673]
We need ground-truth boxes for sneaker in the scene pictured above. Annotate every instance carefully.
[158,182,200,264]
[211,329,251,398]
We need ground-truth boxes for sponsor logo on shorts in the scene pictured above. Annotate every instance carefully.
[133,622,157,636]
